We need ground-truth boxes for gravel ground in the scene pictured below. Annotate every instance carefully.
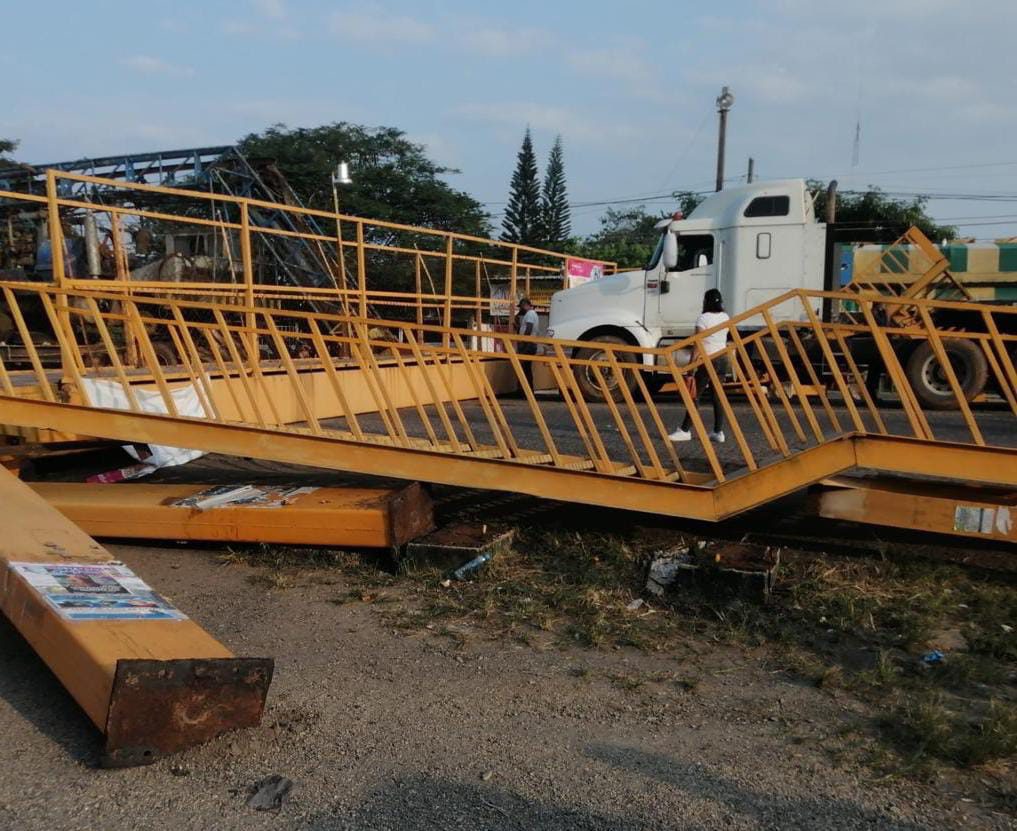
[3,395,1013,830]
[0,541,1012,831]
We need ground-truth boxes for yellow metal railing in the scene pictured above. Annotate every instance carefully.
[0,170,615,329]
[1,282,1014,497]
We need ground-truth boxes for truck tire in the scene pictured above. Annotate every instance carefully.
[905,339,987,410]
[573,335,638,402]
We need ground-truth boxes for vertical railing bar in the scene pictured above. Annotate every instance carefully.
[3,287,57,403]
[729,328,788,455]
[456,331,521,458]
[502,339,562,465]
[546,359,601,466]
[306,318,364,440]
[830,328,887,435]
[347,336,400,441]
[199,328,247,422]
[415,254,424,328]
[786,326,842,433]
[983,311,1017,397]
[727,346,780,454]
[697,344,757,471]
[859,301,933,441]
[424,336,481,451]
[235,311,284,427]
[628,364,686,480]
[37,293,91,406]
[552,343,615,473]
[751,337,807,443]
[356,221,368,321]
[165,323,215,421]
[978,337,1017,419]
[800,305,867,434]
[761,309,824,443]
[465,337,523,459]
[386,341,440,447]
[442,237,453,348]
[352,325,410,445]
[451,332,512,459]
[264,315,322,435]
[661,352,725,482]
[0,351,14,396]
[169,307,221,421]
[124,300,179,417]
[85,298,142,411]
[604,355,666,478]
[212,308,267,428]
[239,202,256,359]
[916,308,984,446]
[403,328,463,452]
[590,363,648,478]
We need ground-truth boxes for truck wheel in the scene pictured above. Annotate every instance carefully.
[905,339,987,410]
[573,335,637,402]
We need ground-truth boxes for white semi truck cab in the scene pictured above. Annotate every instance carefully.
[546,179,828,395]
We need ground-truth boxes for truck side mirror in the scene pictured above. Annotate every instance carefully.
[662,232,678,270]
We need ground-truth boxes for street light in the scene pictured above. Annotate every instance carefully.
[330,161,353,288]
[715,86,734,192]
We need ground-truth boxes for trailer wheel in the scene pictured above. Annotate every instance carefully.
[573,335,637,402]
[905,339,987,410]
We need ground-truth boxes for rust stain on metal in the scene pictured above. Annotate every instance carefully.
[102,657,273,768]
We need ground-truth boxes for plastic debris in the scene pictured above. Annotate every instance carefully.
[922,650,945,665]
[626,598,645,611]
[246,774,293,811]
[451,551,494,581]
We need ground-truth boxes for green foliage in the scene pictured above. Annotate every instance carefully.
[238,123,490,237]
[541,135,571,247]
[808,180,957,242]
[571,205,667,269]
[673,190,705,217]
[0,138,17,161]
[501,128,542,245]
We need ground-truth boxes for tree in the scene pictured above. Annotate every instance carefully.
[238,123,490,237]
[501,128,542,245]
[0,138,17,162]
[808,181,956,242]
[673,190,705,217]
[572,206,667,268]
[541,135,571,247]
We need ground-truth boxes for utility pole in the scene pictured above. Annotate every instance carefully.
[746,157,754,184]
[714,86,735,192]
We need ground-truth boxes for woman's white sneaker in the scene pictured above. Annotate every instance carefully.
[668,429,692,442]
[709,430,726,443]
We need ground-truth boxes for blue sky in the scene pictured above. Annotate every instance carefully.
[4,0,1017,237]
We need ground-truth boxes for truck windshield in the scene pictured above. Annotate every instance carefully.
[645,233,666,270]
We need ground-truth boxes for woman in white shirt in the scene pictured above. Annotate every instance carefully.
[669,289,730,444]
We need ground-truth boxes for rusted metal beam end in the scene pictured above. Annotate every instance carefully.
[101,656,274,768]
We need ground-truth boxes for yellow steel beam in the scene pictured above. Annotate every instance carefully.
[812,476,1016,543]
[0,395,721,519]
[0,466,272,766]
[4,395,1013,526]
[32,481,435,548]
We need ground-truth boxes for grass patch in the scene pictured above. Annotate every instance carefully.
[879,693,1017,770]
[226,526,1016,778]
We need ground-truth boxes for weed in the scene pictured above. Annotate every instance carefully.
[880,693,1017,769]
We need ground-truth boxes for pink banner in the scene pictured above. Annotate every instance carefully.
[565,258,605,287]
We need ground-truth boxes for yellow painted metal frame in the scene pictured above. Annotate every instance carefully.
[0,465,272,765]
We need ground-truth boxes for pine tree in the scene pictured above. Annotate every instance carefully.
[501,128,542,245]
[541,135,571,246]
